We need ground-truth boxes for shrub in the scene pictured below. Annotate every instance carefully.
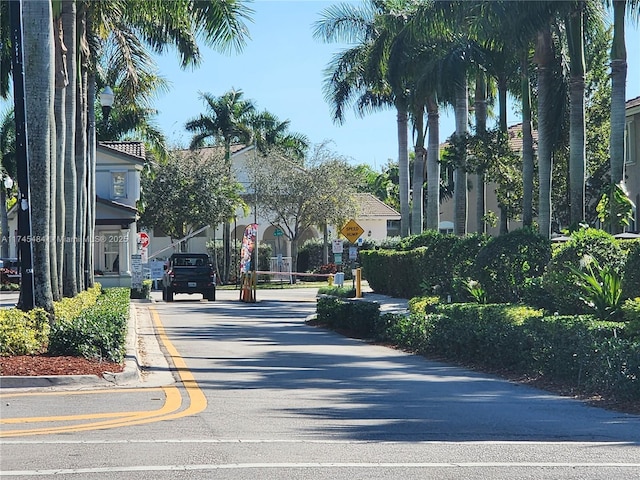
[472,228,551,303]
[315,296,380,337]
[317,285,356,298]
[543,228,625,315]
[49,287,130,363]
[622,240,640,300]
[0,308,50,356]
[408,296,441,315]
[54,284,102,322]
[130,279,153,299]
[570,256,624,320]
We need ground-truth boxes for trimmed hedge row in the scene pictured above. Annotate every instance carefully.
[49,287,130,363]
[316,297,640,401]
[316,296,380,338]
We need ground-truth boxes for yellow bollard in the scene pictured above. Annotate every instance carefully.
[328,274,334,286]
[355,268,362,298]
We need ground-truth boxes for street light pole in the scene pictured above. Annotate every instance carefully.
[9,0,35,310]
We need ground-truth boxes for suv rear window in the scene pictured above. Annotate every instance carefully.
[173,257,208,266]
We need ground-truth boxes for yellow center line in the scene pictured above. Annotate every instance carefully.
[0,305,207,437]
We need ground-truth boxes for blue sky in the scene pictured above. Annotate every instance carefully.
[152,0,640,170]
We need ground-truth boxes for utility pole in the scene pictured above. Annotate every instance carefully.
[9,0,35,310]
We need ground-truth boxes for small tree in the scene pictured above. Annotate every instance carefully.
[139,150,244,249]
[247,143,358,278]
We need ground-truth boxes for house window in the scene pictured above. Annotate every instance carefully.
[625,120,636,165]
[111,171,127,199]
[386,220,400,237]
[103,231,120,273]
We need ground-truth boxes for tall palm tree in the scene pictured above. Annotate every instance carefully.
[249,110,309,160]
[313,0,412,236]
[186,89,255,282]
[23,0,55,312]
[534,24,556,238]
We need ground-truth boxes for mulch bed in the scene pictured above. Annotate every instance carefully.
[0,355,124,378]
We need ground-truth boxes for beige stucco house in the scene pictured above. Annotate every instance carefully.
[144,145,401,265]
[6,141,145,288]
[625,95,640,231]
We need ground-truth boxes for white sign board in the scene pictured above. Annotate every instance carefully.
[131,254,143,289]
[149,260,165,280]
[332,239,344,254]
[349,246,358,260]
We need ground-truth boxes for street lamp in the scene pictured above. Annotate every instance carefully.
[99,86,114,122]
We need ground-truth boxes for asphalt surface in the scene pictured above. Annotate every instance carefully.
[0,285,408,389]
[3,286,640,479]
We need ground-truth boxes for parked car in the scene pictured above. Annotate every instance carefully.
[162,253,216,302]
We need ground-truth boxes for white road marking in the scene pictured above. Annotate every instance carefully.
[3,462,640,476]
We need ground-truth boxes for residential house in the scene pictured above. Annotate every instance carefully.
[144,145,401,265]
[626,95,640,231]
[6,141,145,288]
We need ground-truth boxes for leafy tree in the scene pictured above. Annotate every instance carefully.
[246,143,358,277]
[139,150,243,247]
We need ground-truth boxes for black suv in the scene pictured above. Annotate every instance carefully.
[162,253,216,302]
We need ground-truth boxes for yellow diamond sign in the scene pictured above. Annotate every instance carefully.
[340,219,364,243]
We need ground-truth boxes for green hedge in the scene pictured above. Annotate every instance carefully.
[383,304,640,401]
[316,296,380,337]
[315,296,640,401]
[130,279,153,299]
[0,308,50,356]
[49,287,130,363]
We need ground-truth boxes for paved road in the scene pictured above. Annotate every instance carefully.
[1,287,640,479]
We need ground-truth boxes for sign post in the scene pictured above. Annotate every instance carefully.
[131,254,143,290]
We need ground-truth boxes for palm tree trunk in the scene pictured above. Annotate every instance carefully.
[567,7,586,227]
[610,0,627,234]
[474,74,487,234]
[62,0,77,297]
[23,0,54,312]
[425,97,440,231]
[454,78,468,236]
[521,54,534,228]
[52,14,68,302]
[86,74,97,288]
[396,104,410,236]
[535,26,554,239]
[75,4,89,292]
[411,105,426,235]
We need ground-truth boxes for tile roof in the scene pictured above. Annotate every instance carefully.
[355,193,400,219]
[99,141,146,159]
[506,123,538,153]
[627,96,640,109]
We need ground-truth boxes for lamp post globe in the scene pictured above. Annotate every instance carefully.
[99,86,115,121]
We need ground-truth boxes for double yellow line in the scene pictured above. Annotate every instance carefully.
[0,307,206,437]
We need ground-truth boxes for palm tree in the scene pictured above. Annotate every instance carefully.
[23,0,55,312]
[249,110,309,160]
[313,0,412,236]
[96,48,170,159]
[186,89,255,282]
